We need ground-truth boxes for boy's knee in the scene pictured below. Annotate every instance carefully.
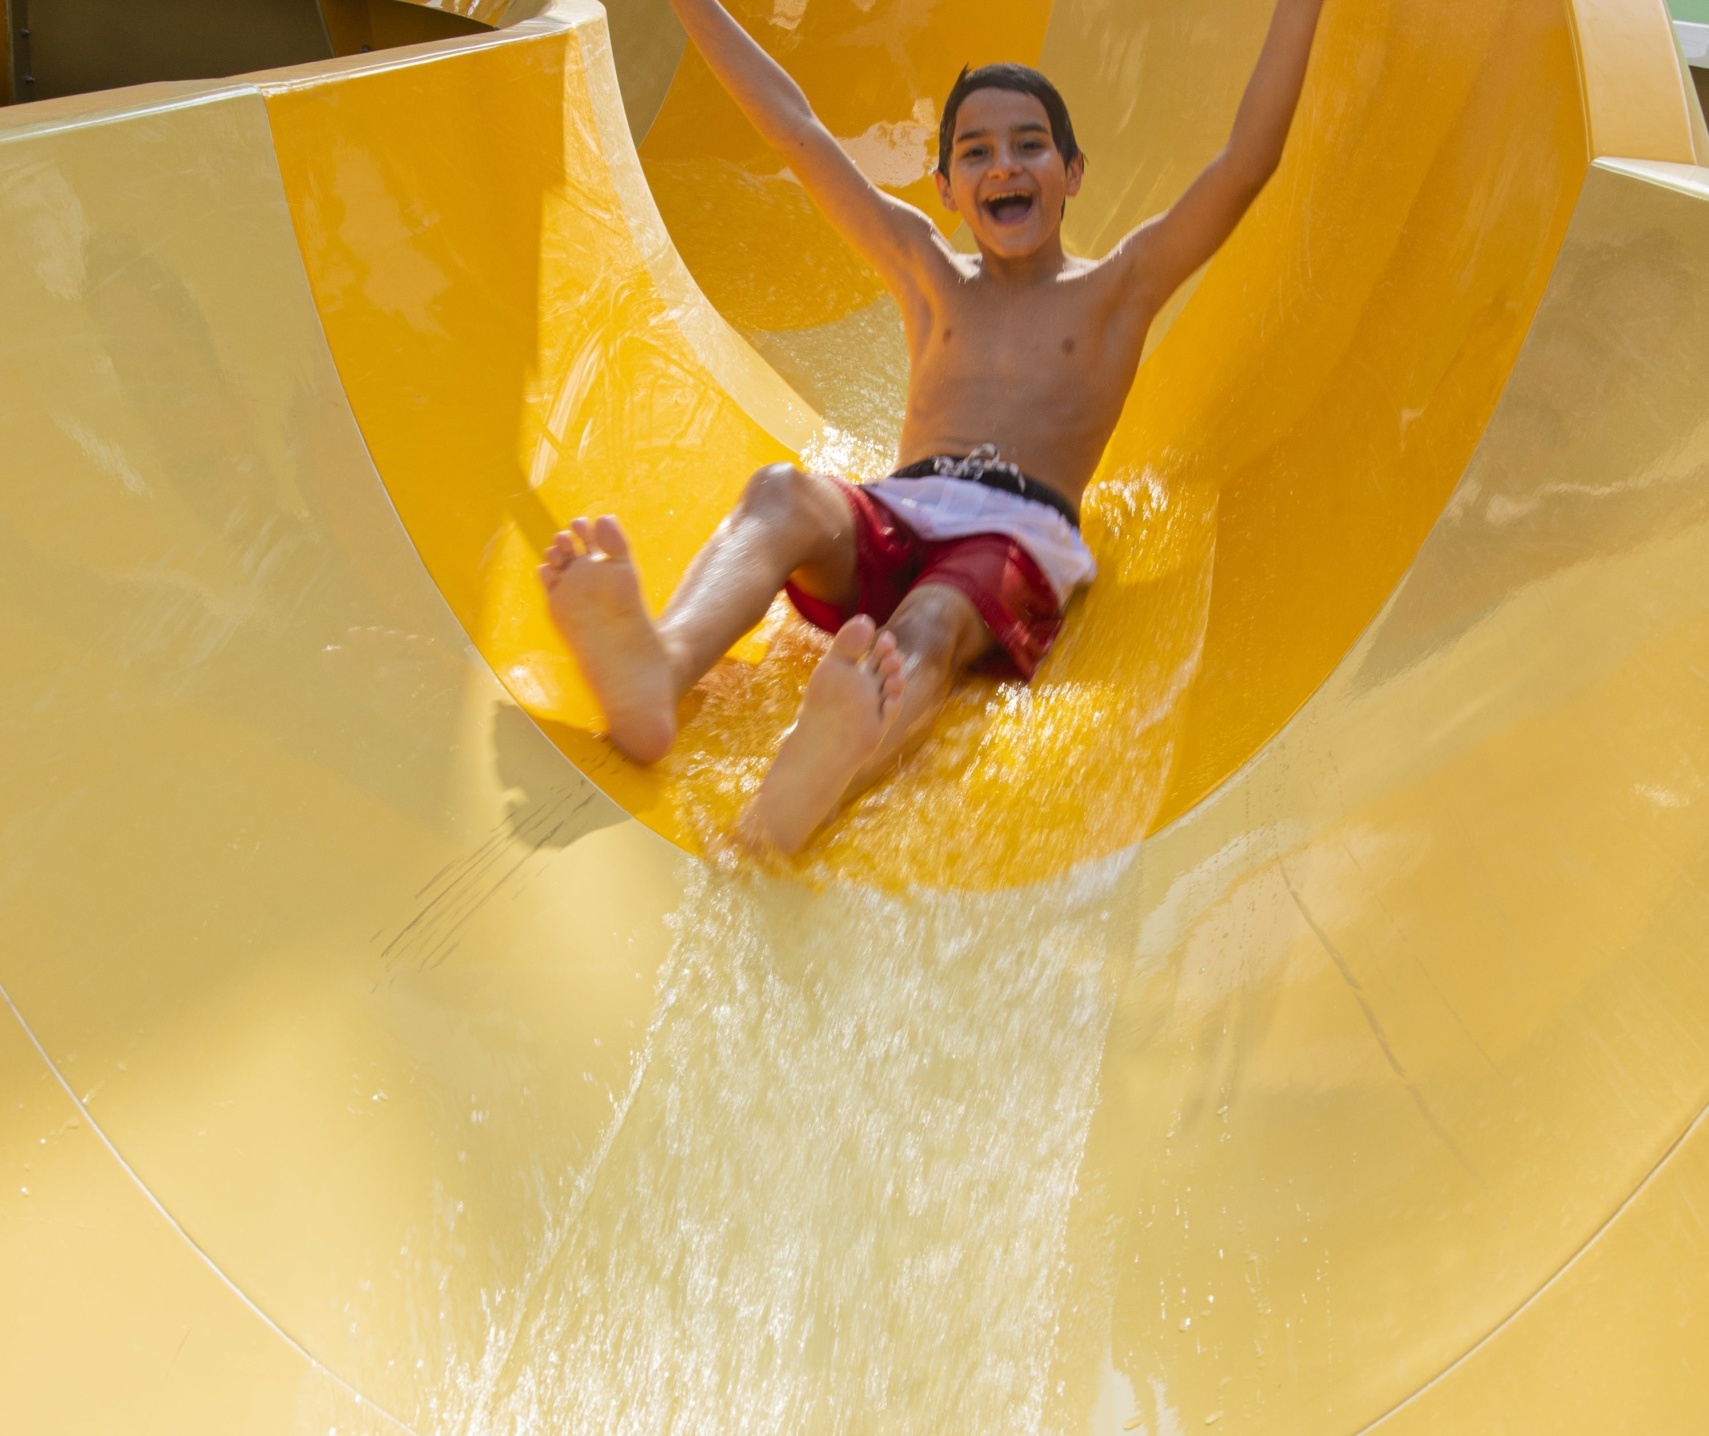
[738,463,810,521]
[736,463,846,556]
[886,585,985,670]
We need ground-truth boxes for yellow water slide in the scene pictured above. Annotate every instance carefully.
[4,0,1709,1429]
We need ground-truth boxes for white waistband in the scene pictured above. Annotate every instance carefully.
[862,476,1097,605]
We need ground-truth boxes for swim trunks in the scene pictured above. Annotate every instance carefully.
[864,450,1097,603]
[784,452,1096,681]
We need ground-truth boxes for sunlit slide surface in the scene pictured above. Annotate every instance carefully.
[4,0,1709,1429]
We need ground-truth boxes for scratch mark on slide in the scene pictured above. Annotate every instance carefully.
[376,784,608,972]
[1280,862,1482,1183]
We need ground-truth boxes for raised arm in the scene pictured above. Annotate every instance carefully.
[666,0,944,295]
[1112,0,1325,314]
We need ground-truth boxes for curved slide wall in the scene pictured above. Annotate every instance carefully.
[270,0,1633,889]
[2,0,1709,1431]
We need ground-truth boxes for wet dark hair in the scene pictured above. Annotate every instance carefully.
[936,64,1082,176]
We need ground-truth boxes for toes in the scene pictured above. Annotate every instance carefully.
[879,661,904,722]
[873,641,904,689]
[537,561,559,590]
[592,515,630,560]
[546,518,633,567]
[828,614,877,662]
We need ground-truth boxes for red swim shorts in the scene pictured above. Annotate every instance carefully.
[783,476,1064,681]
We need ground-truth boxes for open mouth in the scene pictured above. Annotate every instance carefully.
[982,190,1036,225]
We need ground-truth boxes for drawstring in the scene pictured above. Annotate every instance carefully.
[930,443,1026,484]
[892,448,1081,528]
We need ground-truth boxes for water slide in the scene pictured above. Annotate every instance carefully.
[4,0,1709,1428]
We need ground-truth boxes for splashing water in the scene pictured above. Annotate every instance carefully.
[443,849,1144,1434]
[646,450,1218,891]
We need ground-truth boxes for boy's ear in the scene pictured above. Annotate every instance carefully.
[934,169,959,212]
[1064,152,1086,199]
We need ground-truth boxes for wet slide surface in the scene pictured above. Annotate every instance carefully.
[3,0,1709,1431]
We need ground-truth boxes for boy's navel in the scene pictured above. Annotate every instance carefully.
[1062,337,1077,354]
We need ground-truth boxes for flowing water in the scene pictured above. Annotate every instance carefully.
[441,852,1145,1434]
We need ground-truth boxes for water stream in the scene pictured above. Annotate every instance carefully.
[447,851,1144,1434]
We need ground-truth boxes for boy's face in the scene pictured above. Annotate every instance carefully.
[935,88,1083,260]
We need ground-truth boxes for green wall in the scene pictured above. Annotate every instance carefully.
[1674,0,1709,27]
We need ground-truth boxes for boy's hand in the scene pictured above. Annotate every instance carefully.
[665,0,944,304]
[1113,0,1327,316]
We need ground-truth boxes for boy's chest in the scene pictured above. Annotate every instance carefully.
[914,285,1129,399]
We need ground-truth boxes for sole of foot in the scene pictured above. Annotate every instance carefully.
[738,614,905,855]
[538,515,677,764]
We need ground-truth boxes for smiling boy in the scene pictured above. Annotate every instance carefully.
[539,0,1325,853]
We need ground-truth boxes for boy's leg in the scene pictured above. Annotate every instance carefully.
[539,464,858,762]
[739,583,994,854]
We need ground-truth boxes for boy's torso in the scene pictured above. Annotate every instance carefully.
[893,248,1156,508]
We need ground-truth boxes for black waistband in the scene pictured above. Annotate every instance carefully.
[889,453,1080,528]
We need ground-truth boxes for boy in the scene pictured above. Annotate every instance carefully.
[539,0,1325,853]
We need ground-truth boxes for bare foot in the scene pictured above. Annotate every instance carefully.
[538,515,677,763]
[738,615,905,855]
